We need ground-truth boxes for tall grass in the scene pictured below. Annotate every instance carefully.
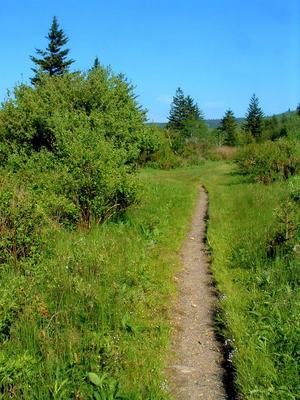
[1,161,299,399]
[0,169,201,399]
[200,162,300,399]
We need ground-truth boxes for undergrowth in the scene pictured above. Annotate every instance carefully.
[200,162,300,400]
[0,169,200,399]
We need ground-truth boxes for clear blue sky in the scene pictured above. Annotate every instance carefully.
[1,0,299,121]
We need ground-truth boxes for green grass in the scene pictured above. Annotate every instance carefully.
[198,162,300,399]
[1,161,299,399]
[0,168,201,399]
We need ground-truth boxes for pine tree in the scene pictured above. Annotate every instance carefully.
[219,109,237,145]
[30,16,74,84]
[244,94,264,140]
[167,88,186,131]
[93,56,101,69]
[167,88,205,138]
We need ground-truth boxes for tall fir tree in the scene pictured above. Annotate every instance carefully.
[219,109,237,145]
[30,16,74,84]
[167,87,186,131]
[167,87,204,137]
[92,56,101,69]
[244,94,264,140]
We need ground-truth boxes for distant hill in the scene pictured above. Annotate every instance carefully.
[147,122,167,128]
[147,112,295,130]
[205,117,245,129]
[147,119,244,129]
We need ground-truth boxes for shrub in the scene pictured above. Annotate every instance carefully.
[267,176,300,257]
[180,138,211,164]
[0,68,148,227]
[0,175,46,264]
[235,139,300,183]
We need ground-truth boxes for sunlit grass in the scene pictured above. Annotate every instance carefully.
[1,162,299,399]
[200,162,300,399]
[0,167,201,399]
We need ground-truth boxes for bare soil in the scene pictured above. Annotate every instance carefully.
[167,186,226,400]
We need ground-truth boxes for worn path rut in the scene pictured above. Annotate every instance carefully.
[167,186,226,400]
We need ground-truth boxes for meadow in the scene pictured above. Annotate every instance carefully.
[0,43,299,399]
[1,160,299,399]
[0,167,201,399]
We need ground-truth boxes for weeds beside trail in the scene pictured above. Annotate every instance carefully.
[199,162,300,400]
[1,162,299,399]
[0,168,200,399]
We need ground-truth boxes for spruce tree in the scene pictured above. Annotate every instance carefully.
[219,109,237,145]
[92,56,101,69]
[167,88,204,138]
[244,94,264,140]
[30,16,74,84]
[167,87,186,131]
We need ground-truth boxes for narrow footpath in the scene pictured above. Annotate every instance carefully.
[168,186,226,400]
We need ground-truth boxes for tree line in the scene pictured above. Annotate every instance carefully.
[25,16,300,151]
[166,88,300,147]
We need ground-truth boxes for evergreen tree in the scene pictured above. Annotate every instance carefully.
[185,95,201,120]
[92,56,100,69]
[30,16,74,84]
[297,103,300,116]
[243,94,264,140]
[167,87,186,131]
[219,109,237,145]
[167,88,205,138]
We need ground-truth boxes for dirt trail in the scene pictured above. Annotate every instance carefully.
[167,186,226,400]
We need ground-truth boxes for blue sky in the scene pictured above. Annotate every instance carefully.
[1,0,299,121]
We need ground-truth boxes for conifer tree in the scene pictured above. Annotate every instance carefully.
[30,16,74,84]
[244,94,264,140]
[93,56,101,69]
[219,109,237,145]
[167,87,186,131]
[297,103,300,116]
[167,88,204,137]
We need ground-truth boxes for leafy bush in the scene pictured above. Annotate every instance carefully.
[267,176,300,257]
[235,139,300,183]
[0,175,46,264]
[0,68,148,228]
[180,138,211,164]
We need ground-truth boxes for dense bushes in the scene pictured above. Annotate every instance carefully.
[204,163,300,399]
[235,139,300,183]
[0,68,148,234]
[268,176,300,257]
[0,175,46,264]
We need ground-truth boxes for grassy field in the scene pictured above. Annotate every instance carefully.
[199,162,300,399]
[0,167,202,399]
[1,161,299,399]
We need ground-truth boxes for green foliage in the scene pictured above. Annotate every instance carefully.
[133,125,179,169]
[200,162,300,399]
[162,88,211,165]
[92,56,101,70]
[167,87,207,140]
[0,168,200,398]
[218,109,237,146]
[30,16,74,84]
[235,139,300,183]
[0,174,47,264]
[243,94,264,141]
[268,176,300,257]
[263,115,287,141]
[0,68,147,227]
